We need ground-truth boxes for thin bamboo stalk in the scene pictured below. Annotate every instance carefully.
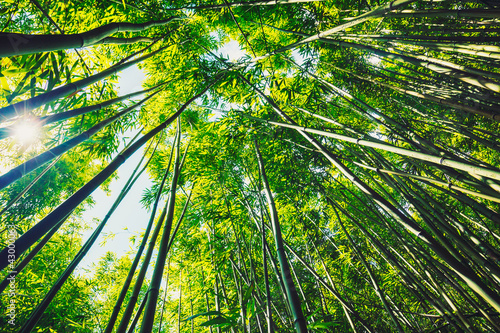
[385,9,500,18]
[283,239,375,332]
[321,39,500,95]
[0,17,180,57]
[126,293,149,333]
[0,90,161,191]
[0,42,172,122]
[262,223,274,333]
[244,114,500,182]
[328,63,500,119]
[139,118,182,332]
[353,161,500,203]
[0,80,217,271]
[255,140,307,333]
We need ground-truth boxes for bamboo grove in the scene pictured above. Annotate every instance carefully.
[1,0,500,331]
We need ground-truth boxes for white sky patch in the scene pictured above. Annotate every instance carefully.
[78,130,154,275]
[366,55,382,67]
[217,40,246,62]
[78,67,150,275]
[208,109,222,122]
[118,64,147,96]
[292,49,306,66]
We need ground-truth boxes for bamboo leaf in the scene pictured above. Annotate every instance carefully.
[183,310,223,321]
[199,316,230,327]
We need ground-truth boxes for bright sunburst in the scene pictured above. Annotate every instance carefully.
[11,119,41,146]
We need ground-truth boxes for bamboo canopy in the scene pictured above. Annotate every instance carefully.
[1,0,500,332]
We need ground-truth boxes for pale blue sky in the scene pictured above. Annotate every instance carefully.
[78,64,154,273]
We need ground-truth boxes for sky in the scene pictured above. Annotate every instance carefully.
[78,41,247,274]
[217,40,246,61]
[3,38,303,275]
[78,64,154,273]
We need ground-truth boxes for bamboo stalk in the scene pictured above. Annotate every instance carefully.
[0,42,171,122]
[0,90,161,191]
[255,140,308,332]
[244,114,500,182]
[0,17,180,57]
[333,207,405,332]
[0,80,217,271]
[139,118,183,332]
[240,0,418,66]
[354,161,500,203]
[385,9,500,18]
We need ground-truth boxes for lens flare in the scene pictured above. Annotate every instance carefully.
[12,120,41,146]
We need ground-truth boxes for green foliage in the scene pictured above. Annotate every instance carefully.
[1,0,500,332]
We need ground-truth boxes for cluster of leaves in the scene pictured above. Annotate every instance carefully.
[1,0,500,332]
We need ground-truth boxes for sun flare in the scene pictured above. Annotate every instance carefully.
[12,120,41,146]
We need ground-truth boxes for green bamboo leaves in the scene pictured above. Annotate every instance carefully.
[255,140,308,333]
[2,0,500,332]
[0,17,181,57]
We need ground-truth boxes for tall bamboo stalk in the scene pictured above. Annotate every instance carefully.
[243,114,500,182]
[0,17,180,57]
[0,81,217,271]
[0,90,161,191]
[254,140,308,333]
[139,118,182,332]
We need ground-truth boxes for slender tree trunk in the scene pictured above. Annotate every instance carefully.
[385,8,500,18]
[262,222,274,333]
[244,114,500,181]
[0,17,180,57]
[157,259,171,333]
[246,0,417,65]
[126,293,149,333]
[0,83,161,140]
[332,207,405,332]
[0,80,217,271]
[139,118,182,332]
[0,90,160,191]
[255,140,308,333]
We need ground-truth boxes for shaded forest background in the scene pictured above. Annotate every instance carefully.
[1,0,500,332]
